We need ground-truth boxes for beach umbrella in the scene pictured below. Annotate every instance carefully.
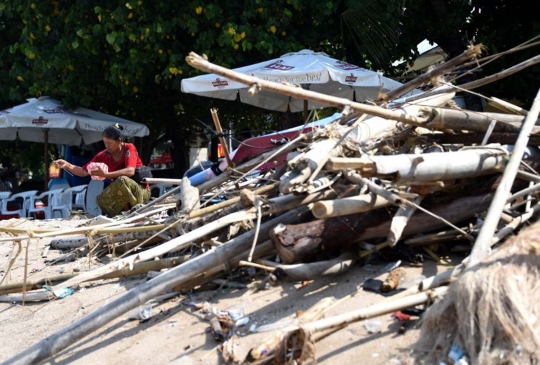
[181,49,417,115]
[0,96,150,189]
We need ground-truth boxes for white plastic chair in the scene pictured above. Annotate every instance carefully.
[28,189,66,219]
[71,184,88,212]
[0,192,12,213]
[48,178,70,191]
[0,190,39,218]
[52,185,88,217]
[86,180,104,217]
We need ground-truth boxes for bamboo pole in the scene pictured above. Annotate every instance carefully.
[329,148,508,183]
[426,108,532,133]
[210,108,235,172]
[406,55,540,103]
[196,136,304,195]
[469,88,540,266]
[40,186,327,296]
[0,256,189,296]
[386,196,424,247]
[0,206,170,242]
[187,183,278,219]
[488,97,529,116]
[4,207,309,365]
[379,45,482,102]
[302,286,448,333]
[453,35,540,76]
[142,178,182,185]
[310,194,389,219]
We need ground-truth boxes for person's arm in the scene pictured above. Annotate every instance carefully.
[53,159,89,177]
[99,166,135,179]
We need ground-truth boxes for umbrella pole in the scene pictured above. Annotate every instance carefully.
[210,108,241,191]
[44,129,49,192]
[304,99,308,123]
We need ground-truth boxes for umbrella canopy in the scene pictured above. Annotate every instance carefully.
[0,97,150,190]
[181,49,417,113]
[0,96,150,145]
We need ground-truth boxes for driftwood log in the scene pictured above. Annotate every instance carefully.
[270,250,358,282]
[425,108,540,134]
[326,147,507,184]
[271,177,505,264]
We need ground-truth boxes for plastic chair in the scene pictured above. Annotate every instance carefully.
[0,190,39,218]
[85,180,104,217]
[0,192,12,212]
[27,189,66,219]
[72,184,88,212]
[52,185,88,217]
[48,178,70,191]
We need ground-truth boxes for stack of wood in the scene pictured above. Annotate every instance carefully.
[3,40,540,364]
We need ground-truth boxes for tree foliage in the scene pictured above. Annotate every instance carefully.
[342,0,540,106]
[0,0,538,179]
[0,0,346,176]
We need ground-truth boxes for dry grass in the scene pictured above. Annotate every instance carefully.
[405,221,540,364]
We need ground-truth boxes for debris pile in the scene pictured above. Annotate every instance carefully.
[2,41,540,364]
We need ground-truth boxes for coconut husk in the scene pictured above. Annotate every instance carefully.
[405,221,540,365]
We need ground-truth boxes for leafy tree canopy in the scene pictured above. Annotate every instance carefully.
[0,0,538,177]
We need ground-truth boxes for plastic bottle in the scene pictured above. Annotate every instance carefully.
[140,302,153,320]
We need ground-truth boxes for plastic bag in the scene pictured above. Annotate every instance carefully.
[86,162,108,180]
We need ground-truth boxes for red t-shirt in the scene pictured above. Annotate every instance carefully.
[83,143,143,175]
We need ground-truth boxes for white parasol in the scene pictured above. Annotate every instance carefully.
[0,96,150,189]
[181,49,418,113]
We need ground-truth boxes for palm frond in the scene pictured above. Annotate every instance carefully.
[341,0,405,67]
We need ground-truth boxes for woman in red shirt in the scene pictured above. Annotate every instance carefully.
[54,124,151,217]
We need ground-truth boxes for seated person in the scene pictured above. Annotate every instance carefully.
[54,124,150,217]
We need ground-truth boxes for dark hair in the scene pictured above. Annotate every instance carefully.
[102,123,124,140]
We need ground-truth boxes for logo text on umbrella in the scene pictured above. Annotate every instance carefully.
[212,78,229,88]
[263,60,294,71]
[334,61,361,71]
[345,74,358,83]
[32,116,48,124]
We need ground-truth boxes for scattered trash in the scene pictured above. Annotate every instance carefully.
[227,304,245,321]
[235,316,249,327]
[392,311,411,322]
[399,275,427,290]
[363,319,383,334]
[139,302,153,321]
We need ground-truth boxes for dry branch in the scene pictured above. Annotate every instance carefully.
[380,44,482,102]
[469,88,540,266]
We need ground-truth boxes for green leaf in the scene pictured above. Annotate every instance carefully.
[106,33,116,45]
[72,40,79,49]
